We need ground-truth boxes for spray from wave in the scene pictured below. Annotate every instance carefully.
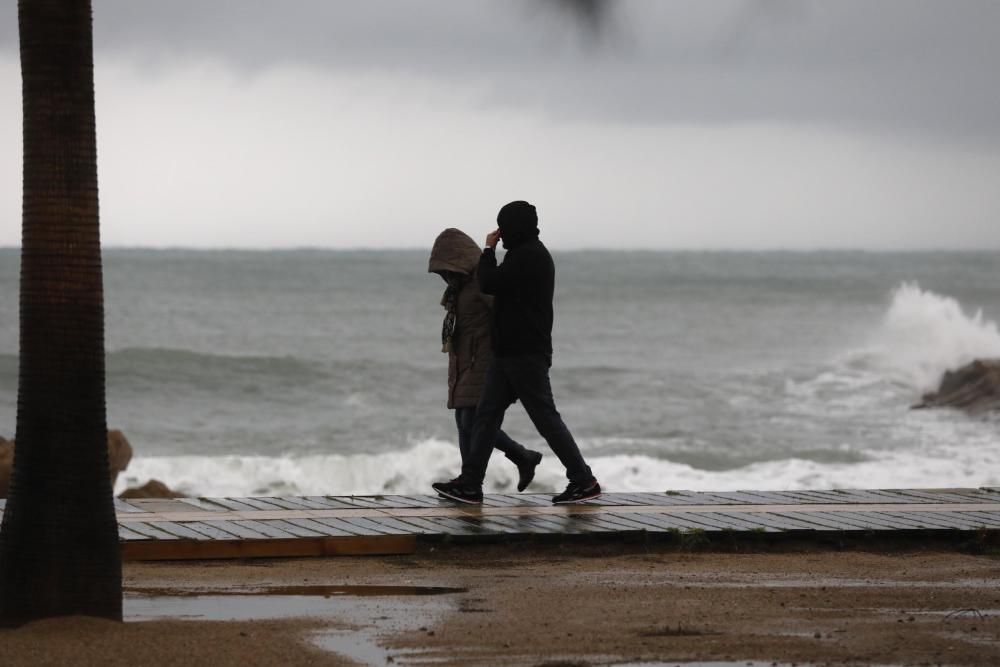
[846,282,1000,392]
[117,433,1000,498]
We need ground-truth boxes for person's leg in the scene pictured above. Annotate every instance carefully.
[495,426,543,492]
[493,428,527,460]
[460,359,517,486]
[454,407,475,465]
[506,353,594,485]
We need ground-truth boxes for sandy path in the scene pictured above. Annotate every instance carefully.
[2,542,998,666]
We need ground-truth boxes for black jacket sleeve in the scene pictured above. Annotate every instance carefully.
[478,248,502,295]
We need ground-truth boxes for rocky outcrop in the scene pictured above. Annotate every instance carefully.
[118,479,184,499]
[0,429,134,498]
[913,359,1000,413]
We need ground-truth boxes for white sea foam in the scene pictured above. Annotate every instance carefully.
[849,282,1000,392]
[116,435,1000,498]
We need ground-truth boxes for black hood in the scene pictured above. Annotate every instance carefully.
[497,200,539,249]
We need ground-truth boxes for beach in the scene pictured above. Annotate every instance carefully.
[4,543,998,666]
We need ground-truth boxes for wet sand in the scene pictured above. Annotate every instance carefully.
[3,542,999,666]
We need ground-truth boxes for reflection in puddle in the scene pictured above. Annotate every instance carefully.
[126,584,466,599]
[124,585,459,665]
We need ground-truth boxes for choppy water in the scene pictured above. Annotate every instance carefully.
[1,248,999,496]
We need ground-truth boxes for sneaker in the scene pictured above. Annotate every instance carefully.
[515,450,543,492]
[432,478,483,505]
[552,479,602,505]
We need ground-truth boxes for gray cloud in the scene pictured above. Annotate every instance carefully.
[2,1,998,145]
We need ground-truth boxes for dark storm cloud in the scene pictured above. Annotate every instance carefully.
[2,1,999,144]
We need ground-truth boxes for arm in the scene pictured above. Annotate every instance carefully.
[478,247,501,295]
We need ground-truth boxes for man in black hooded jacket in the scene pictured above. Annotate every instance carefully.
[432,201,601,505]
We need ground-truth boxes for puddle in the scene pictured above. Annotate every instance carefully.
[602,577,999,590]
[127,584,466,599]
[124,584,459,665]
[614,663,902,667]
[312,629,447,666]
[614,662,818,667]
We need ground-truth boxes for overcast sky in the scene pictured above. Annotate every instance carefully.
[1,0,999,249]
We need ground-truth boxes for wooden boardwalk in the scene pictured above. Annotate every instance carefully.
[3,487,1000,560]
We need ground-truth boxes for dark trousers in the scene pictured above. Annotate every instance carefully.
[454,406,531,466]
[461,353,594,487]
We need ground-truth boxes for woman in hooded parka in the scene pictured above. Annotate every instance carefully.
[428,228,543,492]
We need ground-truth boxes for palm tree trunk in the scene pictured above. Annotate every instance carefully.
[0,0,121,626]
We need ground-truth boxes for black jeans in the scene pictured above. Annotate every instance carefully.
[454,406,531,466]
[461,353,594,487]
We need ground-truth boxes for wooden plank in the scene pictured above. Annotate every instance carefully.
[224,497,291,511]
[121,535,416,561]
[283,517,358,537]
[767,511,864,532]
[870,512,959,530]
[586,493,642,506]
[265,497,334,510]
[539,514,615,533]
[113,499,146,514]
[259,519,328,538]
[909,511,993,530]
[604,511,691,532]
[449,516,523,535]
[884,489,992,504]
[865,490,938,504]
[332,496,395,509]
[822,489,911,504]
[122,522,181,541]
[704,511,783,531]
[614,493,665,506]
[733,512,815,531]
[472,514,546,535]
[229,519,298,539]
[443,515,521,536]
[782,490,857,504]
[733,490,802,505]
[204,497,269,512]
[176,521,245,540]
[410,515,496,536]
[122,499,197,514]
[686,491,756,505]
[663,512,743,531]
[380,495,443,508]
[337,516,415,536]
[202,520,273,540]
[304,496,376,510]
[510,514,591,534]
[850,511,932,530]
[479,495,520,508]
[961,510,1000,527]
[493,494,551,507]
[147,521,215,540]
[900,511,994,530]
[307,516,379,536]
[618,512,710,533]
[117,524,149,541]
[177,498,230,512]
[380,516,449,536]
[499,494,553,507]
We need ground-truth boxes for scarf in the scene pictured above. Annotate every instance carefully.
[440,277,460,353]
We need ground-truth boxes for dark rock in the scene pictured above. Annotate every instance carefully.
[913,359,1000,413]
[118,479,185,499]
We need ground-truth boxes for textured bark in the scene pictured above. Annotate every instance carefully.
[0,0,122,625]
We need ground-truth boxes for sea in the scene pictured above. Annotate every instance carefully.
[1,248,999,497]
